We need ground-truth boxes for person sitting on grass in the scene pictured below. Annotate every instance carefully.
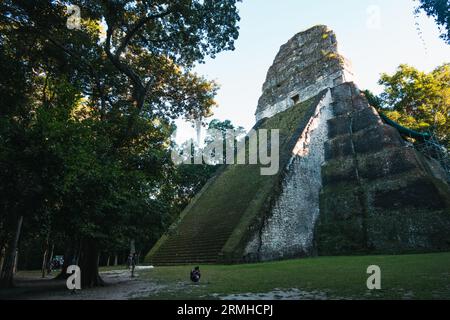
[190,266,201,283]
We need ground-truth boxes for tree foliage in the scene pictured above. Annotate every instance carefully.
[415,0,450,44]
[0,0,241,287]
[376,64,450,147]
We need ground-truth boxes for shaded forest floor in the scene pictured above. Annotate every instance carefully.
[0,267,160,300]
[1,252,450,300]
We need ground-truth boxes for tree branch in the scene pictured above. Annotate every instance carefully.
[45,36,110,116]
[115,8,174,58]
[104,25,144,102]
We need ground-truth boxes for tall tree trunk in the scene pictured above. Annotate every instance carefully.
[54,245,74,280]
[41,247,48,278]
[78,238,104,288]
[106,255,110,267]
[114,254,118,266]
[0,215,23,288]
[13,249,18,274]
[75,239,82,265]
[41,235,50,278]
[130,239,136,254]
[0,245,5,273]
[48,243,54,271]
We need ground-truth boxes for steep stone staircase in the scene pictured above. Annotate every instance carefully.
[146,95,322,266]
[146,139,275,265]
[148,210,243,265]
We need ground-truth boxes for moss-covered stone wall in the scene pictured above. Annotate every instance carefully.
[315,82,450,256]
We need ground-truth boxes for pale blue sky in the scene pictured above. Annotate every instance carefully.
[175,0,450,142]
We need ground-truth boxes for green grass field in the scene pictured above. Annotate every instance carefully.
[138,252,450,300]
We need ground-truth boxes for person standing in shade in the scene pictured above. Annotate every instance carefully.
[127,253,133,270]
[131,253,137,278]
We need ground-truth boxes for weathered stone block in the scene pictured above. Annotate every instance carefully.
[322,157,357,185]
[367,209,450,253]
[368,176,447,210]
[315,208,367,256]
[327,115,351,138]
[325,135,353,160]
[357,147,420,181]
[352,107,383,133]
[331,90,368,117]
[332,99,352,116]
[353,124,405,154]
[316,183,367,256]
[351,94,369,113]
[320,184,364,220]
[331,82,353,101]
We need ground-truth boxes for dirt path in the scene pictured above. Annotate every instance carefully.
[2,268,365,300]
[2,268,167,300]
[2,270,336,300]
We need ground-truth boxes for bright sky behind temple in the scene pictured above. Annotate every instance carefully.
[175,0,450,143]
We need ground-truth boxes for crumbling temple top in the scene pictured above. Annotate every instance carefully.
[255,25,354,121]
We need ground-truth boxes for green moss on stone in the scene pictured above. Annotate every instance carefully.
[146,91,327,264]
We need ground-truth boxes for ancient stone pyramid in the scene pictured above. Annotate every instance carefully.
[145,25,450,265]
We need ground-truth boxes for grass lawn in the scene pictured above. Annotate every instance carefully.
[138,252,450,300]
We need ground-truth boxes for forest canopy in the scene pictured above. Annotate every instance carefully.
[0,0,241,288]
